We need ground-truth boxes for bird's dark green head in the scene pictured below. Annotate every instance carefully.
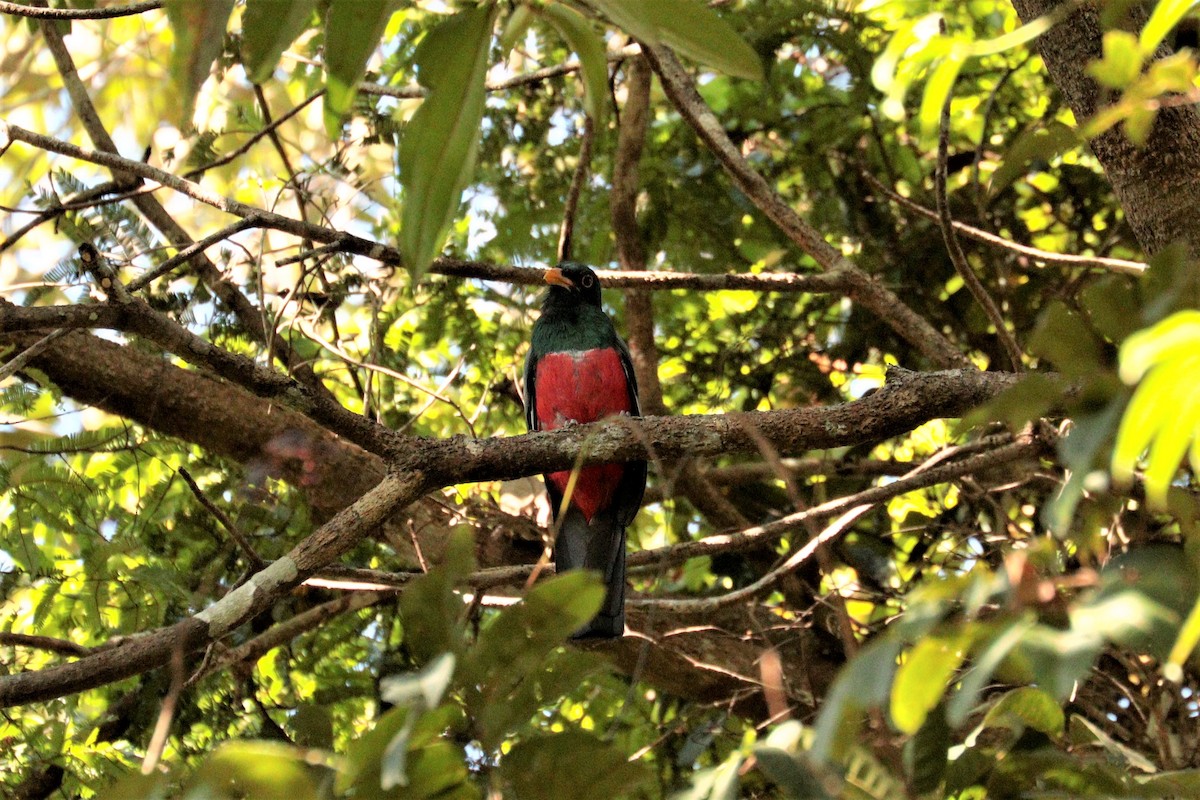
[543,262,602,309]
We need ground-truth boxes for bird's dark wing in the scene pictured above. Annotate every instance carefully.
[522,348,539,432]
[613,335,648,529]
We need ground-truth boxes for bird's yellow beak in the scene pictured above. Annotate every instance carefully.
[544,268,573,289]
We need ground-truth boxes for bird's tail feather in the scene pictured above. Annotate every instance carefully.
[555,507,626,639]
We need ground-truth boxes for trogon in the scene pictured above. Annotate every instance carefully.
[524,262,647,638]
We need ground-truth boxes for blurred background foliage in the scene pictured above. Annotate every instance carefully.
[4,0,1200,797]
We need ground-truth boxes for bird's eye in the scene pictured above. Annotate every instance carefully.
[581,273,594,288]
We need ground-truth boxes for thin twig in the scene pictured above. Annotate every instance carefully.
[297,322,477,437]
[186,591,392,687]
[314,432,1046,596]
[178,467,265,570]
[0,0,161,19]
[141,644,185,774]
[357,46,640,99]
[35,23,334,398]
[0,329,70,382]
[182,91,323,181]
[557,115,595,262]
[126,217,260,293]
[934,38,1023,373]
[862,171,1147,275]
[0,632,91,657]
[2,121,869,297]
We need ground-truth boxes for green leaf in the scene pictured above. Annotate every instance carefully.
[1004,626,1102,700]
[981,687,1064,736]
[323,0,397,136]
[1113,311,1200,505]
[1137,769,1200,797]
[241,0,318,84]
[1028,301,1104,377]
[1080,275,1141,344]
[1140,0,1196,53]
[957,372,1066,434]
[500,731,652,800]
[674,752,745,800]
[1086,546,1196,658]
[1117,310,1200,385]
[498,3,534,52]
[1166,592,1200,682]
[539,5,610,125]
[1087,30,1143,89]
[891,632,968,734]
[1069,714,1158,773]
[458,571,605,748]
[403,739,474,799]
[290,703,334,749]
[811,636,901,763]
[164,0,235,127]
[589,0,763,81]
[947,617,1036,726]
[399,528,475,662]
[189,741,320,800]
[96,772,167,800]
[917,54,963,141]
[397,5,496,280]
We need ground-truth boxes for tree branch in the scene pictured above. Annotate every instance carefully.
[861,171,1148,275]
[0,0,160,19]
[935,60,1024,372]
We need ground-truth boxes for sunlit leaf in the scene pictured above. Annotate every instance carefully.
[397,5,496,279]
[891,632,967,734]
[539,4,610,125]
[917,54,963,141]
[1113,311,1200,505]
[1087,30,1142,89]
[981,686,1064,736]
[1140,0,1196,52]
[323,0,397,136]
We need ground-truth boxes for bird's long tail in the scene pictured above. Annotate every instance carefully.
[555,506,626,639]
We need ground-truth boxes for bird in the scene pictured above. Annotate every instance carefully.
[523,262,647,638]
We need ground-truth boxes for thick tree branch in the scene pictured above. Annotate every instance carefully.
[641,45,971,369]
[1,298,1021,485]
[1011,0,1200,256]
[408,367,1022,486]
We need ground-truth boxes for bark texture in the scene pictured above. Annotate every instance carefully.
[1011,0,1200,255]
